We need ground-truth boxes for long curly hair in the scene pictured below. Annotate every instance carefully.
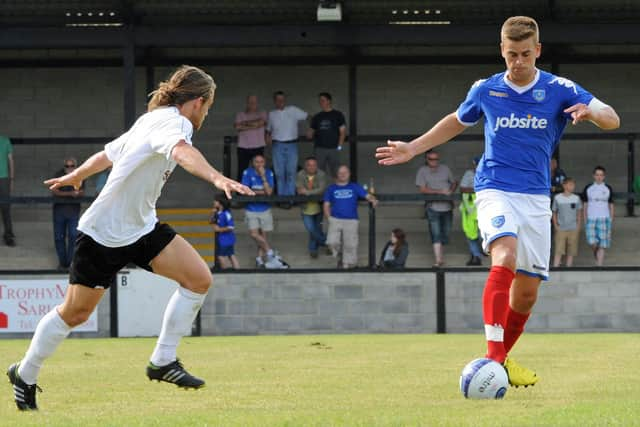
[148,65,216,111]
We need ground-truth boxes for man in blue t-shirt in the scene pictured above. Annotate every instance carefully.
[323,165,377,269]
[376,16,619,387]
[241,154,287,269]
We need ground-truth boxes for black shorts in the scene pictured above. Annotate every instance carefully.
[69,223,177,289]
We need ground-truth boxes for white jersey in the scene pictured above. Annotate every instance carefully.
[78,106,193,247]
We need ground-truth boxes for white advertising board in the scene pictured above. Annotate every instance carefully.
[116,269,180,337]
[0,279,98,333]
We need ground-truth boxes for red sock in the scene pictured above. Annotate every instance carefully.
[503,307,530,354]
[482,266,515,363]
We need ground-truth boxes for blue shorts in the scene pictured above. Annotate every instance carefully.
[215,245,235,257]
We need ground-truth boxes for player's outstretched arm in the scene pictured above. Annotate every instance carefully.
[564,102,620,130]
[376,113,466,166]
[172,141,255,199]
[44,150,112,191]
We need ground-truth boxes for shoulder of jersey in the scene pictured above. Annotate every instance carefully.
[545,71,579,94]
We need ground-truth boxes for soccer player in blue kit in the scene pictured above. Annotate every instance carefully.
[376,16,619,387]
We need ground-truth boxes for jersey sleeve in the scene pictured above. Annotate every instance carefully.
[225,212,235,229]
[241,169,251,187]
[607,184,614,203]
[355,184,368,199]
[456,80,485,126]
[581,184,591,202]
[266,170,275,187]
[104,130,132,163]
[323,186,334,203]
[293,106,308,121]
[337,111,346,128]
[553,77,595,120]
[551,196,558,212]
[150,116,194,160]
[310,114,318,130]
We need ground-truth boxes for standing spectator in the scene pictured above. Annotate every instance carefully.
[307,92,346,178]
[51,158,84,271]
[378,228,409,270]
[582,166,614,266]
[460,156,483,266]
[241,154,288,269]
[415,150,457,267]
[234,95,267,181]
[296,156,327,258]
[550,157,567,195]
[209,196,239,270]
[266,91,308,205]
[323,165,377,269]
[552,178,582,267]
[0,134,15,246]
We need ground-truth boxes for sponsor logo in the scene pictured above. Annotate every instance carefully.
[489,90,509,98]
[550,77,578,94]
[532,264,547,271]
[491,215,505,228]
[494,113,548,131]
[532,89,546,102]
[162,170,172,182]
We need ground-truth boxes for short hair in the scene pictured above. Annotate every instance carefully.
[273,90,285,99]
[318,92,332,101]
[501,16,539,43]
[563,177,575,184]
[593,165,606,174]
[215,194,230,211]
[252,154,265,163]
[305,156,317,163]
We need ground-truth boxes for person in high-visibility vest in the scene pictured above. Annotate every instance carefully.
[460,156,483,266]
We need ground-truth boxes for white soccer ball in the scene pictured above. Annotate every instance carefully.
[459,358,509,399]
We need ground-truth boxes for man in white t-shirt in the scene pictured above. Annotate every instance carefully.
[266,91,308,204]
[7,66,254,411]
[582,165,614,266]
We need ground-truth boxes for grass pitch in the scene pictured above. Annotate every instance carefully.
[1,334,639,426]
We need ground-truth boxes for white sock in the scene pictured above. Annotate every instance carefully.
[18,309,72,385]
[150,287,207,367]
[266,249,275,259]
[256,256,264,265]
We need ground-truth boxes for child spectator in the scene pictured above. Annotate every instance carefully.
[552,178,582,267]
[582,166,614,266]
[210,196,239,270]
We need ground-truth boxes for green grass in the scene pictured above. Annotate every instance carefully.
[1,334,639,426]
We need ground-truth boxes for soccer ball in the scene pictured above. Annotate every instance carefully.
[459,358,509,399]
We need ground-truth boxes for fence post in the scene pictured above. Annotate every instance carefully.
[628,134,636,217]
[223,136,232,178]
[436,270,446,333]
[368,202,376,269]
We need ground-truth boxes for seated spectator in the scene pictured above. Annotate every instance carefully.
[0,134,15,246]
[296,156,328,258]
[415,150,457,267]
[50,157,85,271]
[582,166,614,266]
[378,228,409,270]
[323,165,377,269]
[552,178,582,267]
[459,156,482,266]
[210,196,239,270]
[241,154,288,269]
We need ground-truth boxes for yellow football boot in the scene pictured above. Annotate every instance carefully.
[503,357,539,387]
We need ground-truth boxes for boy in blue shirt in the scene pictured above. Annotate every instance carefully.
[323,165,377,269]
[210,196,239,270]
[376,16,619,387]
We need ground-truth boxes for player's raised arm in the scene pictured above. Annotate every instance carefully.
[44,150,112,191]
[171,140,255,199]
[375,113,467,166]
[564,100,620,130]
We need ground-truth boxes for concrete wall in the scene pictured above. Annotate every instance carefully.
[202,270,640,335]
[1,63,636,203]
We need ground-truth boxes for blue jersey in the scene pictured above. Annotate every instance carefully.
[323,182,368,220]
[241,167,274,212]
[213,210,236,247]
[456,69,594,195]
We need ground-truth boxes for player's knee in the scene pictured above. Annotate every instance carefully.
[513,291,538,312]
[187,269,212,294]
[61,307,93,327]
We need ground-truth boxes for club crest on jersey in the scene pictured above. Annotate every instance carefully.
[491,215,505,228]
[532,89,545,102]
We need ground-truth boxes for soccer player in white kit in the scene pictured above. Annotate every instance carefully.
[376,16,619,387]
[7,66,254,410]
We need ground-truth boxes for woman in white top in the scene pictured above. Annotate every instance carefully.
[8,66,254,411]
